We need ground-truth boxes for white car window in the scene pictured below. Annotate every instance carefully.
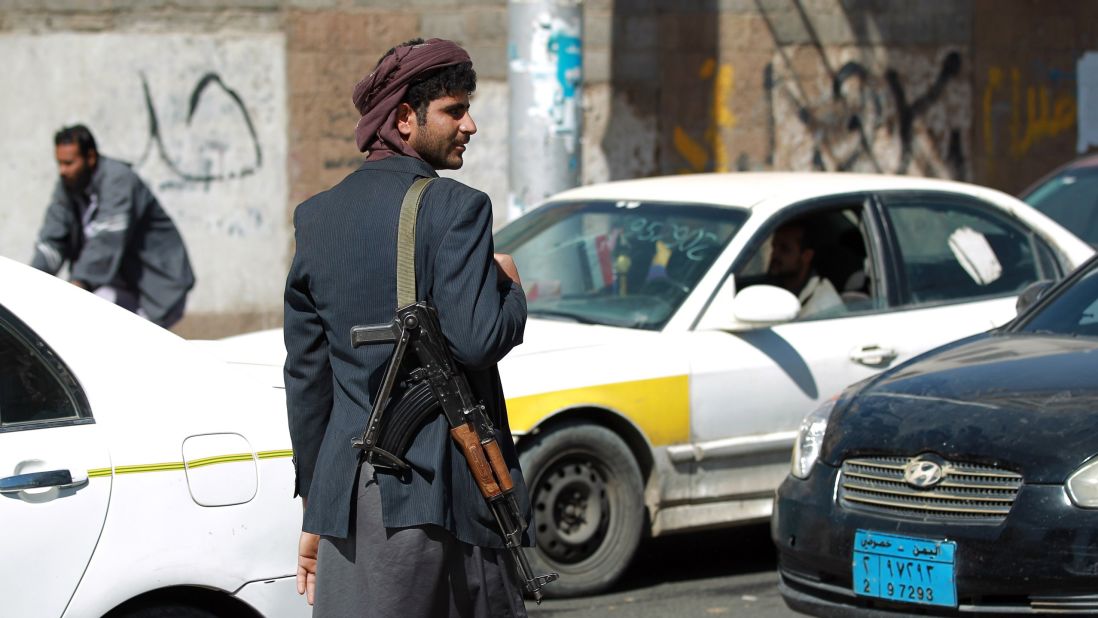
[886,199,1042,306]
[735,204,882,319]
[0,310,86,428]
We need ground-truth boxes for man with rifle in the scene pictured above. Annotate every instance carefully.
[284,38,548,616]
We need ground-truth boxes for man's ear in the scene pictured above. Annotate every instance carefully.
[396,103,416,139]
[87,149,98,169]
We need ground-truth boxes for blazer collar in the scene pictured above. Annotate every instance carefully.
[357,155,439,179]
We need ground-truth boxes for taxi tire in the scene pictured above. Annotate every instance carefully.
[519,422,644,598]
[115,605,218,618]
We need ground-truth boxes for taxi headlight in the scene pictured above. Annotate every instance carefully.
[790,397,837,479]
[1066,457,1098,508]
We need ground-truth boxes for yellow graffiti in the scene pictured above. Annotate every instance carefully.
[983,67,1002,159]
[984,66,1076,160]
[674,59,737,173]
[673,127,708,171]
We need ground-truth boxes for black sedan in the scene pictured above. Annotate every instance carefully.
[773,255,1098,616]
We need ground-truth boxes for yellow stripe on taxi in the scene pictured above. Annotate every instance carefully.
[505,375,689,446]
[86,449,293,478]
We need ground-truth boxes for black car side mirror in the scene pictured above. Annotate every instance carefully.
[1016,280,1054,315]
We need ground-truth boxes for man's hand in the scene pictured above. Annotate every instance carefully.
[297,531,320,605]
[494,253,521,287]
[70,279,88,290]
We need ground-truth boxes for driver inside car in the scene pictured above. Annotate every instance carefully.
[768,220,843,318]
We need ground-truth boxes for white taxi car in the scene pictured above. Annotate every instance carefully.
[0,257,307,618]
[224,172,1094,599]
[493,172,1093,596]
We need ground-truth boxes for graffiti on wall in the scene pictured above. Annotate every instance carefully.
[982,65,1077,165]
[673,59,735,173]
[674,48,970,180]
[137,72,264,191]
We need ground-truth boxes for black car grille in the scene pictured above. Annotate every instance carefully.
[839,456,1023,522]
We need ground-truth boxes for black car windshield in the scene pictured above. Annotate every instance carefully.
[1017,259,1098,337]
[495,200,747,330]
[1022,166,1098,246]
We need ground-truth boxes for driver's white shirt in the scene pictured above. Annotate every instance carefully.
[798,274,843,318]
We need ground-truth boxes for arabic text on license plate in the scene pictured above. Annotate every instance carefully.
[852,529,957,608]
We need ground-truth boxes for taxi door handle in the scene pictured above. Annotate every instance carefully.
[849,344,897,367]
[0,469,89,493]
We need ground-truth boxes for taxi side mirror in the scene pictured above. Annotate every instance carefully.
[697,279,801,331]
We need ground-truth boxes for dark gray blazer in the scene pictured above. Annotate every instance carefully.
[31,156,195,326]
[284,155,530,547]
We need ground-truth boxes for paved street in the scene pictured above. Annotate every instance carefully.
[529,524,802,617]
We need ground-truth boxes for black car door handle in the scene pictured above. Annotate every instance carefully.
[0,469,89,493]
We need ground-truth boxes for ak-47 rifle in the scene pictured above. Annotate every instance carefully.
[349,178,558,602]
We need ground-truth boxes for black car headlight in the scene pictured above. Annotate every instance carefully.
[791,397,837,479]
[1066,457,1098,508]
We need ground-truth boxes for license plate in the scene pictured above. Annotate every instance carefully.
[852,530,957,608]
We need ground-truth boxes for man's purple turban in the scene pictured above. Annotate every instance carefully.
[352,39,471,159]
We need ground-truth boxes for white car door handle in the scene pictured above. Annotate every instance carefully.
[0,469,89,493]
[849,345,897,366]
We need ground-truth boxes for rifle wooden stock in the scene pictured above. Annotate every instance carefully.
[353,301,558,600]
[450,424,502,498]
[483,440,515,492]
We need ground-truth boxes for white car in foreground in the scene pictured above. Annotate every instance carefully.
[227,172,1095,598]
[0,257,307,618]
[494,172,1092,595]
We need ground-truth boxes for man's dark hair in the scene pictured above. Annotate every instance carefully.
[777,220,821,254]
[378,38,477,126]
[54,124,98,157]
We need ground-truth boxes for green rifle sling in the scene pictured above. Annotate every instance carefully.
[396,177,435,308]
[371,176,438,464]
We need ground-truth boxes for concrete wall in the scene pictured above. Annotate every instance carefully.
[971,0,1098,194]
[0,0,1094,338]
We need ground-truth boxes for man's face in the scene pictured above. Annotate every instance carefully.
[401,92,477,170]
[55,143,97,192]
[768,226,812,281]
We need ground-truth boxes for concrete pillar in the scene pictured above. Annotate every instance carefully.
[507,0,583,220]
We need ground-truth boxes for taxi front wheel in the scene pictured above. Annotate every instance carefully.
[519,422,644,597]
[109,603,220,617]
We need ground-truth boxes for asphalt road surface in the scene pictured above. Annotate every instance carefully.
[528,523,803,617]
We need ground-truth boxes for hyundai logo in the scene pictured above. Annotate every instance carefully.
[903,455,945,489]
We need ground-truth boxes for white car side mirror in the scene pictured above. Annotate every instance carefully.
[733,284,801,324]
[696,280,800,331]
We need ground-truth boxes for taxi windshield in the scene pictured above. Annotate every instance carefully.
[495,200,747,330]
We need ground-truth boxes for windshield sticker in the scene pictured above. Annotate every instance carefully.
[625,218,720,261]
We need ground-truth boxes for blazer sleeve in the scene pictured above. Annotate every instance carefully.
[430,185,527,370]
[69,171,137,287]
[31,185,74,275]
[283,215,332,499]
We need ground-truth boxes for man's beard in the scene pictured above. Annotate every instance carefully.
[63,168,93,192]
[411,130,464,170]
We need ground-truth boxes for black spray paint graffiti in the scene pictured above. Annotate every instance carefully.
[740,0,968,180]
[767,51,965,178]
[136,71,263,189]
[885,51,964,176]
